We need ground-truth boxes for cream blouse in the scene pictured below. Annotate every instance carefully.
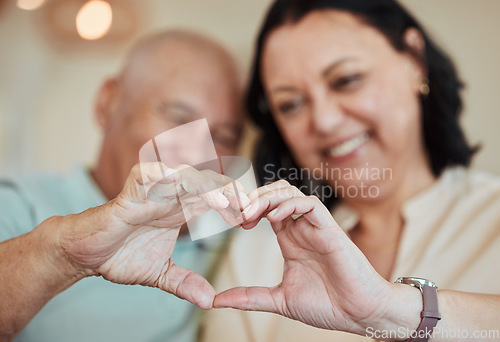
[200,167,500,342]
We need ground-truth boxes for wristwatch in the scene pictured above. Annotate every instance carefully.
[395,277,441,342]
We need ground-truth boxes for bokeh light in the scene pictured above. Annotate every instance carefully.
[17,0,46,11]
[76,0,112,40]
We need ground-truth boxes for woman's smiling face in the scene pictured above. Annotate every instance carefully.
[261,10,431,199]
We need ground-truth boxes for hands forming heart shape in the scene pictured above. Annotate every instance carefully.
[57,163,401,336]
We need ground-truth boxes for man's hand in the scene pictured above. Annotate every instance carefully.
[58,163,249,310]
[0,162,249,340]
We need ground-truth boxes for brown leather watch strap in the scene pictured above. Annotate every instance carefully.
[408,285,441,342]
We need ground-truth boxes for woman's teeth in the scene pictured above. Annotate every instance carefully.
[328,133,370,157]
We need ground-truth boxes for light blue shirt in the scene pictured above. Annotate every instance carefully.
[0,166,224,342]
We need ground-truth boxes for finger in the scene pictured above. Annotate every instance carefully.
[188,170,250,213]
[267,195,334,230]
[181,200,211,222]
[174,166,251,219]
[247,179,291,202]
[214,286,279,313]
[216,207,244,227]
[200,189,230,210]
[121,163,179,201]
[182,190,245,227]
[136,162,177,184]
[204,175,250,213]
[216,183,249,227]
[243,185,305,222]
[178,167,237,209]
[222,182,251,212]
[180,167,234,196]
[241,218,261,230]
[146,178,180,201]
[175,167,227,209]
[160,264,216,310]
[176,167,216,196]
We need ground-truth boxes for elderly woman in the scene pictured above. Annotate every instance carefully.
[204,0,500,341]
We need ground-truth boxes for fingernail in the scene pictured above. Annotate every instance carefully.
[268,208,278,217]
[242,204,253,214]
[240,192,250,205]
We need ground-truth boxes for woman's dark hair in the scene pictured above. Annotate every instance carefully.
[247,0,478,206]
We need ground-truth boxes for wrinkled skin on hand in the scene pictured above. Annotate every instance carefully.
[59,163,249,310]
[214,180,393,335]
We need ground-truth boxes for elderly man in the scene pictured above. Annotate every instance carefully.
[0,30,244,342]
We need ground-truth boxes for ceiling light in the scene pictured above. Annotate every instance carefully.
[17,0,46,11]
[76,0,112,40]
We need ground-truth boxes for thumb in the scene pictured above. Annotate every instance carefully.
[200,189,230,210]
[213,286,279,313]
[159,264,216,310]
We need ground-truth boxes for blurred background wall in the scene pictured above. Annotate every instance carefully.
[0,0,499,175]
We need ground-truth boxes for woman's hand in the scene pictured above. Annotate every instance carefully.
[57,163,248,310]
[213,180,398,335]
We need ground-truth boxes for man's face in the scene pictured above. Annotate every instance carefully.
[101,54,243,188]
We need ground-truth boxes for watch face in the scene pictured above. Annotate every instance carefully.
[396,277,437,289]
